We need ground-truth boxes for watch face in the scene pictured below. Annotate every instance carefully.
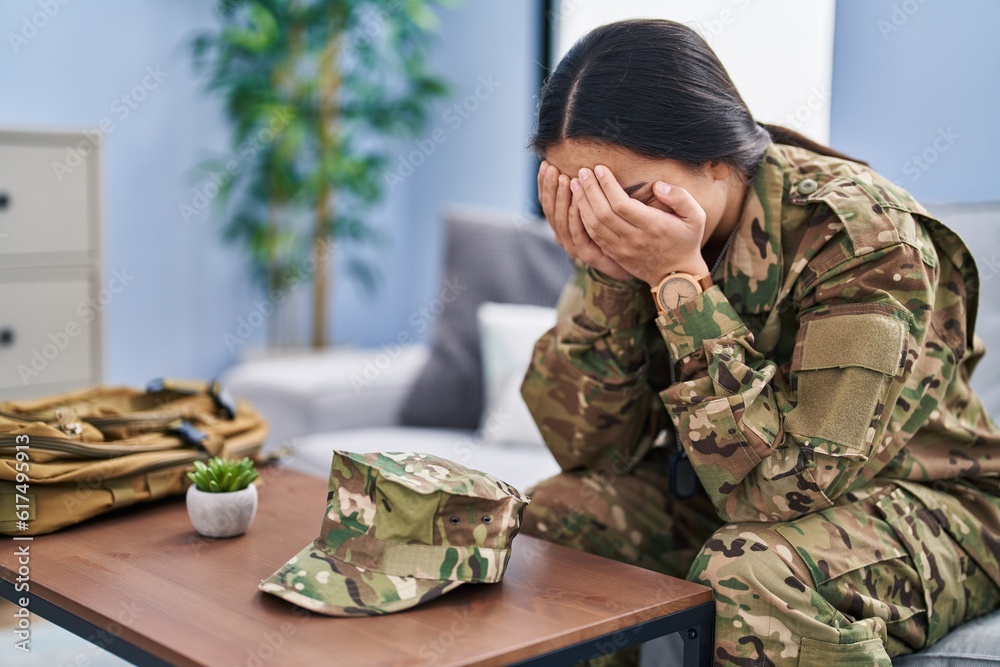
[658,276,700,310]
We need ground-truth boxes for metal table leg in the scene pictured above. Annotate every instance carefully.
[682,610,715,667]
[509,601,715,666]
[1,578,169,667]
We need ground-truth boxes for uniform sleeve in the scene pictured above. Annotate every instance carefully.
[521,264,662,472]
[658,233,935,522]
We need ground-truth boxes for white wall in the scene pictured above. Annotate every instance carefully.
[554,0,836,144]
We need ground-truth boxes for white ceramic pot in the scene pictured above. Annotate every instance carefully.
[186,484,258,538]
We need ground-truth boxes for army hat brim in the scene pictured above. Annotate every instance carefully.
[259,540,464,616]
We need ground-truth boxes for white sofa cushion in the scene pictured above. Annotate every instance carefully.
[477,302,557,447]
[221,344,430,452]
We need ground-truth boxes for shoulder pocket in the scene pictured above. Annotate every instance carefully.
[785,305,907,458]
[797,177,938,270]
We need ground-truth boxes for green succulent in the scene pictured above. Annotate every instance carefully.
[188,457,260,493]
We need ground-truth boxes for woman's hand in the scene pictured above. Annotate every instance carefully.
[537,161,634,282]
[570,165,710,286]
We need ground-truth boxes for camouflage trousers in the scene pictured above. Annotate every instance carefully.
[522,455,1000,666]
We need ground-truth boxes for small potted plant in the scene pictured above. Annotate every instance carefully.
[186,457,260,538]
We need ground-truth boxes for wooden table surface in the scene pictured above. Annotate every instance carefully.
[0,465,712,667]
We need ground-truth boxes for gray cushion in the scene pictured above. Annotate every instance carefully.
[398,205,573,429]
[893,609,1000,665]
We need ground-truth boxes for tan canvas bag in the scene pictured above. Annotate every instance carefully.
[0,380,267,535]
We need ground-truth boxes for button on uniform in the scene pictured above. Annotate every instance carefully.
[796,178,818,195]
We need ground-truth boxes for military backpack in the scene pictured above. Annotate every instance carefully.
[0,379,267,535]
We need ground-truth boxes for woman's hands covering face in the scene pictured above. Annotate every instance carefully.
[570,165,710,286]
[537,160,634,282]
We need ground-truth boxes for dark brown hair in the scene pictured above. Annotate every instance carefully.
[531,19,865,177]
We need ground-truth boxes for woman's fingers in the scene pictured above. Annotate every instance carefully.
[537,161,639,286]
[566,197,599,258]
[553,174,572,247]
[539,163,559,223]
[566,181,606,265]
[536,160,548,206]
[577,168,630,246]
[538,163,586,259]
[651,181,706,225]
[590,165,644,229]
[576,168,613,233]
[561,177,634,281]
[573,175,621,248]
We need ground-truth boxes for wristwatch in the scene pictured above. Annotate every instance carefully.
[651,272,713,312]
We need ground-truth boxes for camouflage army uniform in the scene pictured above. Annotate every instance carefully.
[521,142,1000,666]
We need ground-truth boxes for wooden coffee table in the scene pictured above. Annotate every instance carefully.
[0,465,713,666]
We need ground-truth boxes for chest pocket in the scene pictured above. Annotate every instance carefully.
[785,304,907,459]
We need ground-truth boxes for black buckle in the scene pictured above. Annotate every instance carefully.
[146,377,236,420]
[145,377,168,394]
[209,380,237,420]
[169,421,208,450]
[668,448,700,499]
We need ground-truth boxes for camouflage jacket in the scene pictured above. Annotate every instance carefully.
[522,142,999,523]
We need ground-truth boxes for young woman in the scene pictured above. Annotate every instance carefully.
[521,18,1000,667]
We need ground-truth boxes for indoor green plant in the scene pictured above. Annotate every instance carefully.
[186,457,261,538]
[191,0,454,348]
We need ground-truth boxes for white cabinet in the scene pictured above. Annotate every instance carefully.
[0,130,103,400]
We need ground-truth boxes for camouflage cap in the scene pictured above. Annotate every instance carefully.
[259,451,530,616]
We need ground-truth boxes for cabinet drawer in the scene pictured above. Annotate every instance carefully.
[0,279,95,390]
[0,137,94,258]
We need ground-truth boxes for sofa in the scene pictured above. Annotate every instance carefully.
[222,205,573,491]
[222,202,1000,665]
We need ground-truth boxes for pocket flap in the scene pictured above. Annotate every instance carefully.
[797,311,905,376]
